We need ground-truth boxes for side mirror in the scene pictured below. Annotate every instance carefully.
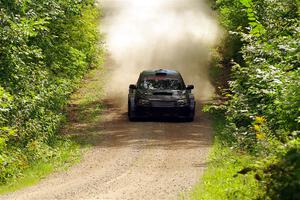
[186,85,194,90]
[129,84,137,89]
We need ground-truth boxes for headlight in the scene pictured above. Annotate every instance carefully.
[177,99,188,105]
[138,99,150,105]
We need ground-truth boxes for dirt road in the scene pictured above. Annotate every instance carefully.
[1,97,212,200]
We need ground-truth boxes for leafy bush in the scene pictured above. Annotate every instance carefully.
[0,0,101,184]
[209,0,300,198]
[257,139,300,200]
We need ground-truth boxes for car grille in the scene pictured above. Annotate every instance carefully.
[151,101,175,107]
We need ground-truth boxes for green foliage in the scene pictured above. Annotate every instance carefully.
[206,0,300,199]
[256,139,300,200]
[223,0,299,144]
[0,139,80,194]
[0,0,101,184]
[188,116,261,200]
[190,146,260,200]
[213,0,248,63]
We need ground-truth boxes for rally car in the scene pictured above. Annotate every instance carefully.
[128,69,195,121]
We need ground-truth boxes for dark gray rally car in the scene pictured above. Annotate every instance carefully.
[128,69,195,121]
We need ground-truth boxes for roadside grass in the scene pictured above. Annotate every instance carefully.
[62,66,106,146]
[67,66,106,124]
[0,66,106,194]
[0,141,80,194]
[183,115,261,200]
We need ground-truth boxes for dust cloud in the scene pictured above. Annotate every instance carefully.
[100,0,221,102]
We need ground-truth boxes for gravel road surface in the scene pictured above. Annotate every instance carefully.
[1,99,212,200]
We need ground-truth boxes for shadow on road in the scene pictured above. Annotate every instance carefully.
[62,99,212,150]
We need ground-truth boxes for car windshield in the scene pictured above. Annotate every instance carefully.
[138,77,184,90]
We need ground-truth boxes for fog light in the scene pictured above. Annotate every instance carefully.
[177,99,188,105]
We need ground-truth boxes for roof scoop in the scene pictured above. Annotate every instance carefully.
[155,69,167,76]
[155,72,167,76]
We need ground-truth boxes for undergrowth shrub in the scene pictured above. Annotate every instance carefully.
[0,0,102,184]
[208,0,300,198]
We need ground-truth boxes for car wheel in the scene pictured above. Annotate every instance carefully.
[186,115,194,122]
[186,103,195,122]
[128,101,137,121]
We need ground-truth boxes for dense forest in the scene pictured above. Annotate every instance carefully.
[205,0,299,199]
[0,0,100,184]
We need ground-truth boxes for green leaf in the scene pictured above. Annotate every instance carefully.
[240,0,252,8]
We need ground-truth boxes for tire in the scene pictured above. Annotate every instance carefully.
[186,102,195,122]
[186,114,194,122]
[128,101,137,121]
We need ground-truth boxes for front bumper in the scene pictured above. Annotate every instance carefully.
[135,101,192,117]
